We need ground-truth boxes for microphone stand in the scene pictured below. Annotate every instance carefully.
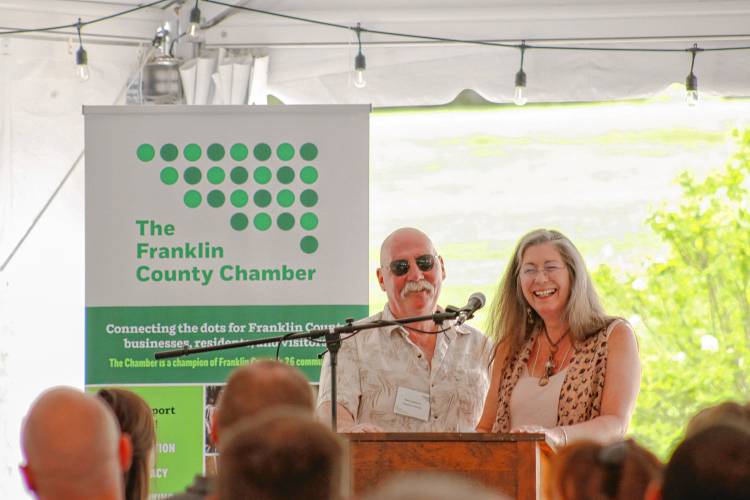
[153,308,468,432]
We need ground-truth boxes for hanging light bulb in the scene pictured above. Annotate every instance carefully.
[685,44,700,107]
[353,23,366,89]
[189,0,201,38]
[514,42,527,106]
[75,19,89,81]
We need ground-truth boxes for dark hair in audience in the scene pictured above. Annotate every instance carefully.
[661,424,750,500]
[216,360,314,433]
[684,400,750,438]
[548,439,662,500]
[97,388,156,500]
[217,408,345,500]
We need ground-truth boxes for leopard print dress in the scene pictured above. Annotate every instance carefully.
[491,319,621,433]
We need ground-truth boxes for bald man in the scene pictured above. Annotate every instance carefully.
[170,360,314,499]
[20,386,132,500]
[317,227,493,432]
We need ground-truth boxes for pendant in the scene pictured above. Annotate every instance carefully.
[538,375,549,386]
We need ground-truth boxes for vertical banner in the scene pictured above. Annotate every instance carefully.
[84,105,369,496]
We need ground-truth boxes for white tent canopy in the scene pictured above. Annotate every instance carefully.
[2,0,750,106]
[1,1,749,497]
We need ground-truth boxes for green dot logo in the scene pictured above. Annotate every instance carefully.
[254,143,272,161]
[184,167,202,185]
[146,139,322,255]
[276,143,295,161]
[207,167,226,185]
[230,143,248,161]
[207,190,225,208]
[183,143,202,161]
[300,143,318,161]
[277,212,295,231]
[137,144,155,162]
[300,212,318,230]
[230,167,249,184]
[300,236,319,254]
[184,190,202,208]
[254,189,272,208]
[160,144,178,162]
[254,166,272,184]
[300,166,318,184]
[160,167,178,185]
[207,143,225,161]
[300,189,319,207]
[230,190,248,208]
[230,213,248,231]
[277,189,295,207]
[277,166,295,184]
[254,213,272,231]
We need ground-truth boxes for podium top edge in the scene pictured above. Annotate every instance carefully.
[342,432,548,443]
[82,104,372,115]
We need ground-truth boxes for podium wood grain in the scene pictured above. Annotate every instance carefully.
[345,433,552,500]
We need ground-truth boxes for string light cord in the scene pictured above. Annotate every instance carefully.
[0,0,747,53]
[203,0,750,53]
[0,0,171,36]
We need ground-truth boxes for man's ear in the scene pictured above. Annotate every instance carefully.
[119,434,133,472]
[20,464,36,493]
[376,267,386,291]
[210,409,220,447]
[438,255,446,280]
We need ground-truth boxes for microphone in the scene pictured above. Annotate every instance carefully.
[455,292,486,326]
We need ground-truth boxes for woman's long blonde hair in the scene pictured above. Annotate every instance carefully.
[487,229,615,366]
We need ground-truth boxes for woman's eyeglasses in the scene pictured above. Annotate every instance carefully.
[388,254,436,276]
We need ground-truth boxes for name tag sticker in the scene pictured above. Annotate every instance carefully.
[394,386,430,421]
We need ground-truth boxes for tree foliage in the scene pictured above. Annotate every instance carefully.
[594,129,750,459]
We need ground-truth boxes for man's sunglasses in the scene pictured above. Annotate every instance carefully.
[388,254,436,276]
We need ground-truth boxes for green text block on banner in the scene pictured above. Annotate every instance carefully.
[84,105,369,495]
[86,304,368,384]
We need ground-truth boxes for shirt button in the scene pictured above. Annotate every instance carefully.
[417,353,422,358]
[433,415,438,419]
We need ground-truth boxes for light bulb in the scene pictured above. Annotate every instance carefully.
[514,86,527,106]
[189,4,201,38]
[514,68,527,106]
[686,90,699,107]
[354,69,366,89]
[353,52,366,89]
[75,46,89,81]
[685,72,698,107]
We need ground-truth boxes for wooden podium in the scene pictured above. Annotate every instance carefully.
[345,433,553,500]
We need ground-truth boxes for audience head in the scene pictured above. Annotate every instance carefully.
[548,439,662,500]
[97,388,156,500]
[217,409,345,500]
[657,424,750,500]
[212,360,313,446]
[20,386,131,500]
[362,472,509,500]
[684,400,750,438]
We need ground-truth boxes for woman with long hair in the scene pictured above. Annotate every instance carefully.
[97,388,156,500]
[476,229,640,449]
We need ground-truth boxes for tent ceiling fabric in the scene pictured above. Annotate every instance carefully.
[2,0,750,105]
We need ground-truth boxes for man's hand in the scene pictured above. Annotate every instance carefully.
[342,422,384,433]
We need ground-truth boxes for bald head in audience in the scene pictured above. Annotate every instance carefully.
[211,360,314,447]
[20,387,132,500]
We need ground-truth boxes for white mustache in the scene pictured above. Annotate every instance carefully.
[401,279,434,298]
